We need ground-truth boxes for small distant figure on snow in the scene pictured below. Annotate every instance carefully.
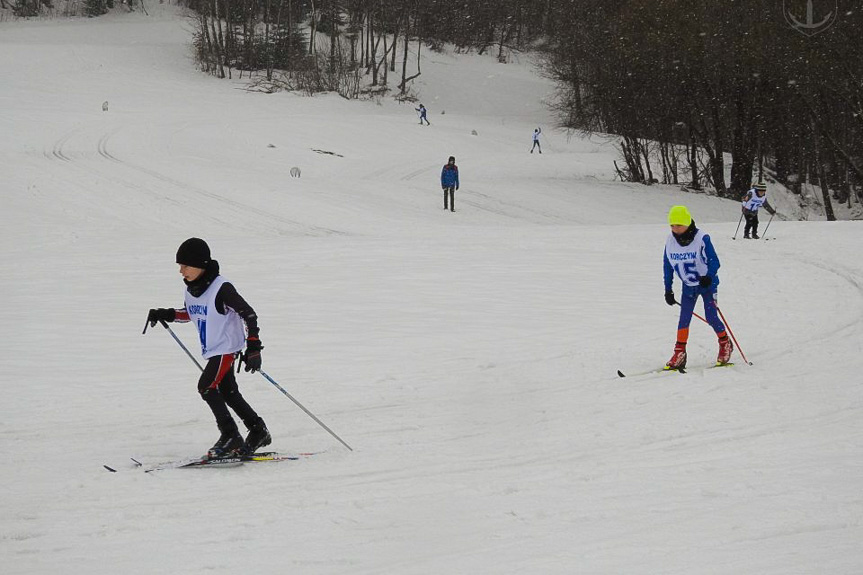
[441,156,459,212]
[663,206,732,370]
[102,101,109,112]
[290,167,301,178]
[740,182,775,239]
[416,104,431,126]
[530,127,542,153]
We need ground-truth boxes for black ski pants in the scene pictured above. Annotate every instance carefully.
[198,354,262,433]
[443,186,455,211]
[743,210,759,237]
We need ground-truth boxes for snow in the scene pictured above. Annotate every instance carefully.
[2,6,862,574]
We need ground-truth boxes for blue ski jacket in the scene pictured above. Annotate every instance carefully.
[441,164,459,188]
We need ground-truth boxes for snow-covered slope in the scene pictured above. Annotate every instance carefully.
[2,7,862,575]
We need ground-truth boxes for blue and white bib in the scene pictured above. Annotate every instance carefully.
[183,276,246,359]
[665,230,709,288]
[743,189,767,212]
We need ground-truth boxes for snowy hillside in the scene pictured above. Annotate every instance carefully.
[1,6,862,575]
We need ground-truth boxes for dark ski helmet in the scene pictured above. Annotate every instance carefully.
[176,238,211,269]
[448,156,456,163]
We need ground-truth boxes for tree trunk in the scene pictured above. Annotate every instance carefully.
[816,139,837,221]
[688,135,701,190]
[399,16,410,94]
[390,15,400,72]
[729,97,755,195]
[264,0,272,80]
[210,0,225,79]
[308,0,316,54]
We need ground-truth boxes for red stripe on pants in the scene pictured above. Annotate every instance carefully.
[207,354,235,390]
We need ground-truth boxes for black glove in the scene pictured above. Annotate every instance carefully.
[664,291,676,306]
[242,338,264,373]
[699,276,712,288]
[147,308,175,327]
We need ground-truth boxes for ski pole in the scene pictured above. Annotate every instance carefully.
[158,320,205,372]
[732,212,744,240]
[258,370,354,452]
[761,212,775,239]
[713,304,753,365]
[149,318,353,451]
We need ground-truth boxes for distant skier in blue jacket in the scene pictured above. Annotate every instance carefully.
[663,206,732,370]
[440,156,459,211]
[416,104,430,126]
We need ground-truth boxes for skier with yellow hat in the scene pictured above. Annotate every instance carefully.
[663,206,732,370]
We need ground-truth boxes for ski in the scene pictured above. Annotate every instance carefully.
[617,366,685,378]
[105,451,320,473]
[617,362,734,378]
[167,451,317,470]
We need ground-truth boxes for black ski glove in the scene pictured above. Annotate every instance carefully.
[147,308,175,327]
[699,276,712,288]
[664,291,676,306]
[242,337,264,373]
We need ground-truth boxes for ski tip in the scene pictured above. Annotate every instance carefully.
[103,465,117,473]
[617,370,626,378]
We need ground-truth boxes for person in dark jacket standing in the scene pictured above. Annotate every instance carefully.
[146,238,271,459]
[440,156,459,211]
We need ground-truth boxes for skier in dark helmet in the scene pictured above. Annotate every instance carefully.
[441,155,459,211]
[146,238,271,459]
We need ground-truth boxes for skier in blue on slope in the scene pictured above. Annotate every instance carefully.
[663,206,732,370]
[416,103,431,125]
[441,155,459,211]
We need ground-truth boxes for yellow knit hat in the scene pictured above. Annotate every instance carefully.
[668,205,692,226]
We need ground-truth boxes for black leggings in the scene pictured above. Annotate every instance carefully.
[198,354,262,432]
[744,211,759,236]
[443,186,455,210]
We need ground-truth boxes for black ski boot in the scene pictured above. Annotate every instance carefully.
[240,420,272,456]
[208,421,243,459]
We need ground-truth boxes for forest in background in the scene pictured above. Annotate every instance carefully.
[4,0,861,218]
